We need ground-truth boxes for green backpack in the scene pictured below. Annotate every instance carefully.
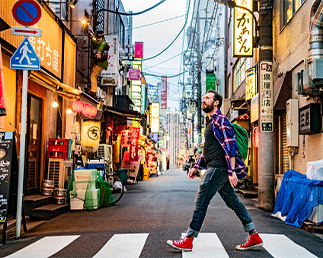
[231,123,248,160]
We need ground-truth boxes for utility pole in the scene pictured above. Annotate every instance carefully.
[197,16,202,145]
[258,0,274,211]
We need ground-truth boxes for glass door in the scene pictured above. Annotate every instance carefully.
[25,94,42,195]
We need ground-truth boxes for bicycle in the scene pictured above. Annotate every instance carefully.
[94,158,124,204]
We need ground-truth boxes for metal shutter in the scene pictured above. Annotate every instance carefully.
[281,112,289,173]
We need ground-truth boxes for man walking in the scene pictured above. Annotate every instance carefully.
[167,90,263,252]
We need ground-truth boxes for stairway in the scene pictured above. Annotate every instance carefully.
[24,194,69,219]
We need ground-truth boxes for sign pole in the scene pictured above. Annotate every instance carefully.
[16,68,28,238]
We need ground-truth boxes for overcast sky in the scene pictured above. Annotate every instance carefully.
[121,0,188,111]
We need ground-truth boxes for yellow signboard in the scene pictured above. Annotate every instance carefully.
[245,67,257,101]
[151,103,160,133]
[233,0,253,57]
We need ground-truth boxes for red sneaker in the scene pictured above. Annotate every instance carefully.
[236,233,263,250]
[167,236,193,251]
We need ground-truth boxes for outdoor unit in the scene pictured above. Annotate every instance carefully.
[47,158,73,189]
[97,144,113,161]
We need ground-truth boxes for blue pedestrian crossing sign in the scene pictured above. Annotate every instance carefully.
[10,37,40,70]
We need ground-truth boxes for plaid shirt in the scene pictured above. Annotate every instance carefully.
[193,109,248,179]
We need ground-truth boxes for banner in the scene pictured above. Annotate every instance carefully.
[129,69,141,81]
[130,127,140,162]
[135,42,143,59]
[101,35,119,86]
[160,76,167,109]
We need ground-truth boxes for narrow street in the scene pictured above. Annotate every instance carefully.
[0,168,322,258]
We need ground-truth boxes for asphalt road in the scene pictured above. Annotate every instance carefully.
[0,168,322,257]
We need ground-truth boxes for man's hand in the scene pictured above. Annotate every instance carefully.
[95,52,102,59]
[229,172,238,188]
[188,168,198,179]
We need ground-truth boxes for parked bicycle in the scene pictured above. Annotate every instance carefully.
[94,158,124,204]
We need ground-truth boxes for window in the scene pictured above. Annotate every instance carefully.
[283,0,305,25]
[116,14,125,47]
[44,0,68,21]
[233,58,250,92]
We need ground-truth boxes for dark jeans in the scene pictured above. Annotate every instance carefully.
[186,167,255,238]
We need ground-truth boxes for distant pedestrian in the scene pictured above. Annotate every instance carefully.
[167,90,263,252]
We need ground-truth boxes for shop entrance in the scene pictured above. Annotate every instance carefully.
[25,94,42,195]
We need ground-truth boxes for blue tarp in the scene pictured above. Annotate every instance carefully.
[273,170,323,227]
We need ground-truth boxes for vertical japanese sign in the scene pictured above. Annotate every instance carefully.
[245,67,257,101]
[206,73,216,93]
[259,61,273,132]
[130,127,140,162]
[0,46,7,116]
[160,76,167,109]
[151,103,160,133]
[233,0,253,57]
[131,60,142,112]
[135,42,143,59]
[101,35,119,86]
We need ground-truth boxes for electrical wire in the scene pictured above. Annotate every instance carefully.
[142,0,192,61]
[97,0,167,16]
[143,70,188,78]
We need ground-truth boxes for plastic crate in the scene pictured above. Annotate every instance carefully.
[47,138,69,159]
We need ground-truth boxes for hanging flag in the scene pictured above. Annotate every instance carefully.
[0,44,7,116]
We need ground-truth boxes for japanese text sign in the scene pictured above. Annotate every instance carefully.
[130,127,140,162]
[259,61,273,132]
[101,35,119,86]
[160,76,167,109]
[233,0,253,57]
[129,69,141,81]
[245,67,257,101]
[135,42,143,59]
[151,103,160,133]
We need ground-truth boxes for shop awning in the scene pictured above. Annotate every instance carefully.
[231,98,249,110]
[104,105,144,120]
[30,70,81,98]
[232,112,250,122]
[274,71,292,110]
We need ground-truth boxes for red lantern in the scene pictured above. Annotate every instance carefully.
[72,100,84,113]
[253,126,259,147]
[82,103,97,117]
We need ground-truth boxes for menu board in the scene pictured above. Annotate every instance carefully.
[0,132,14,222]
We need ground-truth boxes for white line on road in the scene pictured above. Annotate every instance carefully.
[182,233,229,258]
[5,235,80,258]
[260,234,318,258]
[93,233,149,258]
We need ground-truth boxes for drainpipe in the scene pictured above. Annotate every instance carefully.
[308,0,323,63]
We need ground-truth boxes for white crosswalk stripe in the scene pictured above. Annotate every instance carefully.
[259,234,318,258]
[3,233,319,257]
[4,235,80,258]
[93,233,149,258]
[182,233,229,258]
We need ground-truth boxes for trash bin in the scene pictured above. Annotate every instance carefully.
[117,169,128,184]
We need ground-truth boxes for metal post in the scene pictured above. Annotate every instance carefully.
[258,0,274,211]
[16,69,28,238]
[197,16,202,145]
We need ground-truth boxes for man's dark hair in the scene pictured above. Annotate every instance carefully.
[207,90,223,109]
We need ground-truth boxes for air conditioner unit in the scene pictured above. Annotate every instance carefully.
[97,144,113,160]
[47,158,73,189]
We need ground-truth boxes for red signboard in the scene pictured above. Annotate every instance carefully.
[161,76,167,109]
[135,42,143,59]
[12,0,42,26]
[147,152,155,166]
[130,127,140,162]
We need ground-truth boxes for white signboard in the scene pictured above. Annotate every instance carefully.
[101,35,119,86]
[151,103,160,133]
[259,61,273,132]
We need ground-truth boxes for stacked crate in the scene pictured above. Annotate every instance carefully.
[69,169,100,210]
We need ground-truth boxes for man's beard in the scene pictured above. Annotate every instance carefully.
[202,101,214,113]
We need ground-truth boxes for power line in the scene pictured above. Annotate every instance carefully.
[97,0,167,16]
[142,0,192,61]
[143,70,188,78]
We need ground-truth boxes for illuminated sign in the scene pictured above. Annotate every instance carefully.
[131,60,142,112]
[160,76,167,109]
[233,0,253,57]
[245,67,257,101]
[151,103,160,133]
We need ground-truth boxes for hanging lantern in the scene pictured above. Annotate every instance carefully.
[82,103,97,117]
[253,126,259,148]
[72,100,84,113]
[81,120,101,152]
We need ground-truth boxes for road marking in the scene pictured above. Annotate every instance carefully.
[260,234,318,258]
[5,235,80,258]
[182,233,229,258]
[93,233,149,258]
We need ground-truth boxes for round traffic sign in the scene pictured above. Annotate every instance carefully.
[12,0,42,27]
